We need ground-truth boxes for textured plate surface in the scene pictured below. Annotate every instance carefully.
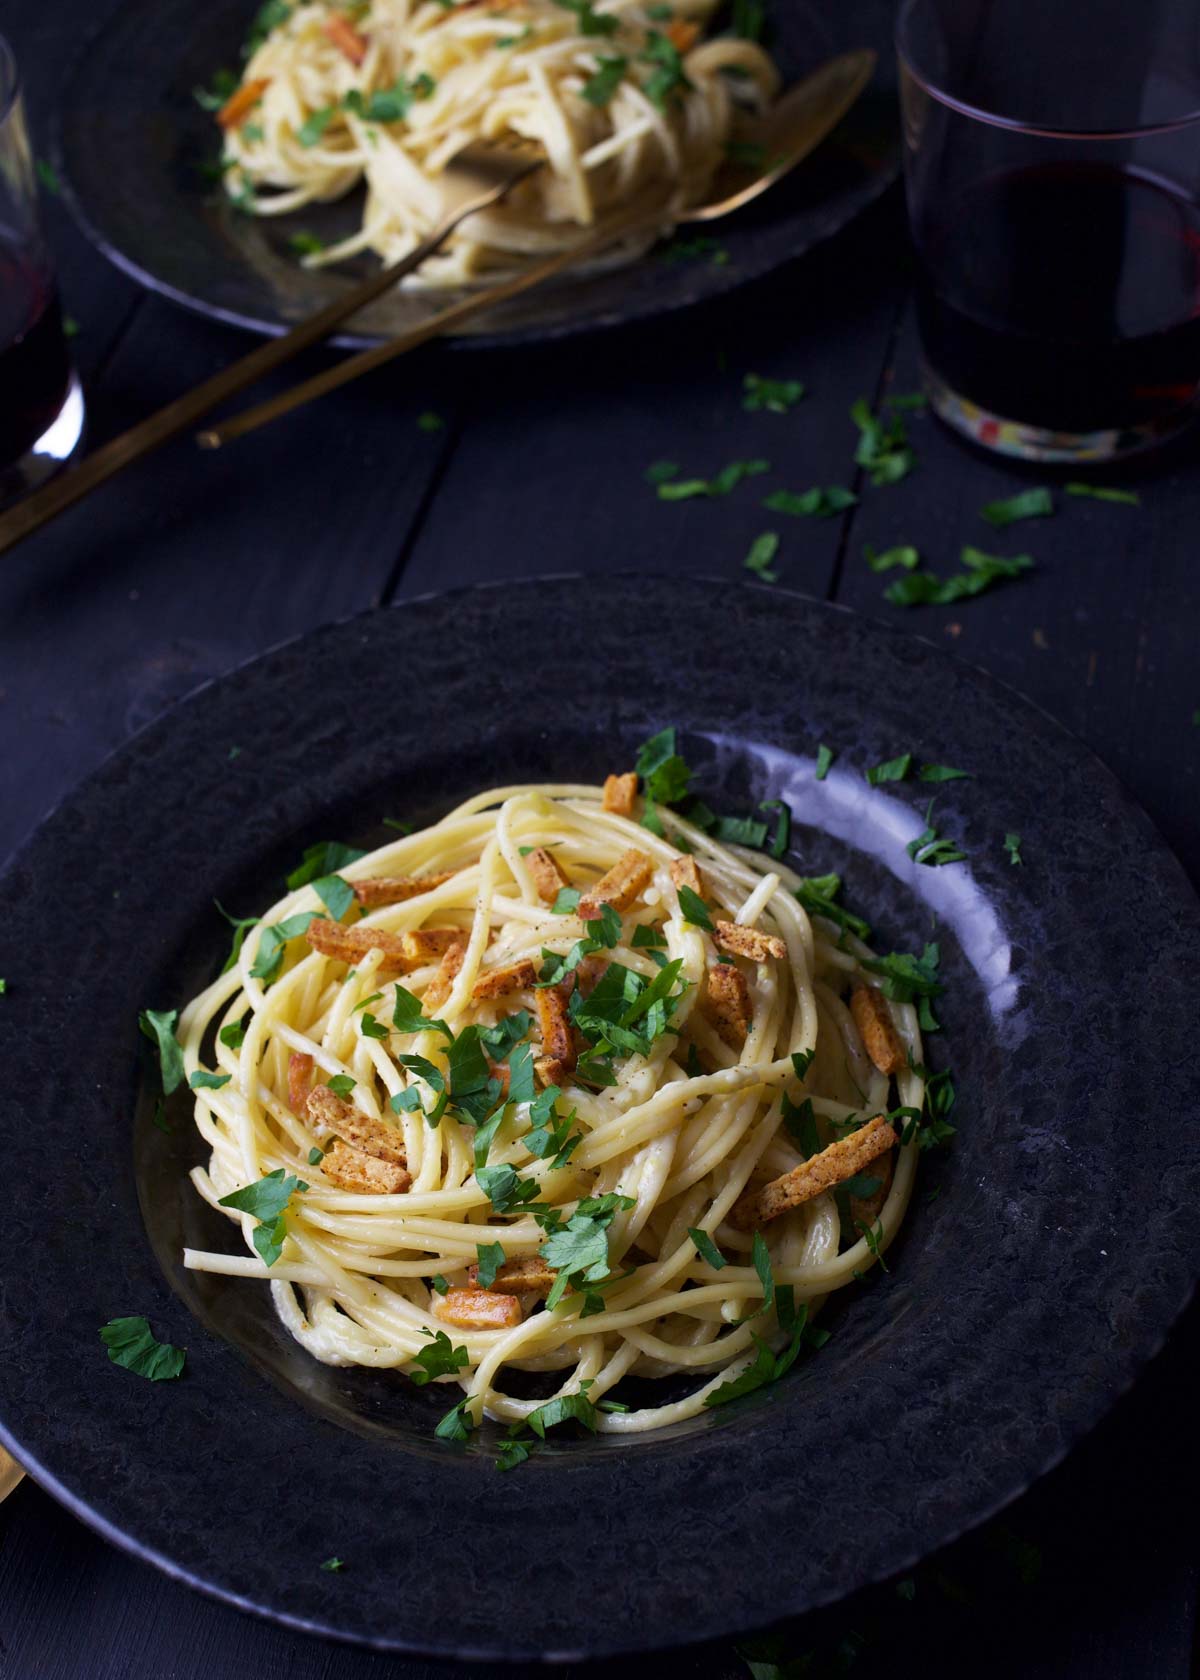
[54,0,900,349]
[0,577,1197,1660]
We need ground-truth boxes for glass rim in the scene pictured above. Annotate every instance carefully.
[0,35,17,129]
[895,0,1200,140]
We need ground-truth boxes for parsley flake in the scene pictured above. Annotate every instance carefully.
[583,53,627,104]
[496,1438,532,1471]
[764,486,856,518]
[656,459,769,499]
[320,1557,345,1572]
[138,1008,185,1094]
[676,883,713,930]
[1065,482,1140,505]
[250,910,321,983]
[435,1400,475,1442]
[217,1168,306,1267]
[864,543,920,572]
[313,873,354,919]
[919,764,971,782]
[906,800,966,868]
[327,1074,356,1097]
[189,1069,231,1090]
[286,840,365,892]
[885,546,1034,608]
[743,374,805,413]
[814,743,834,780]
[100,1316,185,1381]
[865,753,912,785]
[409,1329,469,1386]
[850,396,915,486]
[475,1241,506,1290]
[744,530,780,582]
[1003,831,1023,866]
[689,1227,727,1269]
[980,487,1054,527]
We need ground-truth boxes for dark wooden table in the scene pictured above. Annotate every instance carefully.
[2,5,1197,1677]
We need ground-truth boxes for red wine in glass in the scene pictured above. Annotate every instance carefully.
[913,161,1200,435]
[0,242,72,469]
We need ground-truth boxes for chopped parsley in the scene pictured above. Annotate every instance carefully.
[527,1389,599,1436]
[541,1193,635,1308]
[138,1008,185,1094]
[704,1296,825,1407]
[193,68,239,111]
[659,233,729,265]
[359,1012,389,1040]
[327,1074,356,1097]
[793,872,870,941]
[760,798,791,860]
[1065,482,1140,505]
[582,53,627,104]
[743,530,780,582]
[36,159,61,195]
[743,374,805,413]
[919,764,971,782]
[217,1168,307,1266]
[763,486,856,518]
[435,1399,475,1442]
[409,1329,469,1386]
[100,1316,186,1381]
[249,910,321,983]
[644,458,679,484]
[782,1092,820,1158]
[865,753,912,785]
[308,1147,325,1165]
[885,546,1034,608]
[189,1069,231,1090]
[320,1557,345,1572]
[862,943,943,1032]
[475,1241,506,1289]
[215,900,261,973]
[496,1438,532,1471]
[657,458,770,500]
[417,409,444,432]
[430,1273,450,1294]
[313,873,354,919]
[343,73,436,123]
[476,1163,544,1214]
[676,884,713,930]
[243,0,292,56]
[688,1228,727,1269]
[1003,831,1023,866]
[731,0,765,38]
[296,105,337,147]
[392,983,453,1040]
[814,743,834,780]
[850,396,915,486]
[980,487,1054,528]
[552,0,618,34]
[288,231,325,257]
[906,800,966,867]
[864,543,919,572]
[639,28,691,106]
[286,840,365,891]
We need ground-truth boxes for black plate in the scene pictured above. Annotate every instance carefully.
[53,0,900,349]
[1,577,1197,1660]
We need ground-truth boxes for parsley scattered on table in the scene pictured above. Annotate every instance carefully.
[980,487,1054,528]
[644,459,679,484]
[35,159,61,195]
[288,231,325,258]
[657,458,770,500]
[850,396,915,486]
[885,546,1034,608]
[1003,831,1023,866]
[1065,482,1140,505]
[435,1400,475,1442]
[764,486,856,519]
[743,530,780,581]
[864,543,919,572]
[417,410,444,431]
[138,1008,185,1094]
[814,743,834,780]
[320,1557,345,1572]
[743,374,805,413]
[100,1316,185,1381]
[658,234,729,265]
[919,764,971,782]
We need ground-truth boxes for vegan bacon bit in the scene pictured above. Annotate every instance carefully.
[602,772,638,816]
[287,1051,314,1116]
[731,1114,897,1229]
[526,846,570,903]
[465,1254,555,1295]
[713,920,787,962]
[423,937,467,1010]
[665,17,700,51]
[700,962,751,1050]
[535,986,575,1073]
[401,927,468,964]
[307,1084,408,1166]
[669,855,706,897]
[850,983,905,1076]
[216,77,270,129]
[322,13,368,62]
[306,919,410,965]
[351,872,454,908]
[433,1288,523,1330]
[320,1138,410,1194]
[578,848,653,919]
[471,958,539,1001]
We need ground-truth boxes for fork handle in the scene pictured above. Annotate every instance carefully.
[197,204,665,450]
[0,201,493,557]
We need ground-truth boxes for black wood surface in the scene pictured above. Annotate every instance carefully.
[1,3,1197,1677]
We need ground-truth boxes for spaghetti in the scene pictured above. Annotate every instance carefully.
[179,767,931,1442]
[214,0,780,285]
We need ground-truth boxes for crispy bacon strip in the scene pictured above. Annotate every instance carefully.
[217,77,270,129]
[465,1254,555,1295]
[322,13,368,62]
[423,937,467,1010]
[713,920,787,963]
[287,1051,314,1116]
[433,1288,523,1329]
[731,1115,898,1230]
[536,1055,571,1087]
[602,773,638,816]
[535,984,575,1074]
[351,872,454,908]
[665,18,700,51]
[320,1138,410,1194]
[849,1148,894,1231]
[307,1084,408,1166]
[401,927,467,965]
[471,958,539,1001]
[306,919,410,965]
[699,963,751,1050]
[579,848,653,919]
[525,846,570,904]
[670,855,706,897]
[850,983,905,1076]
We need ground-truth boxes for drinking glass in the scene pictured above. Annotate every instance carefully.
[897,0,1200,461]
[0,33,83,504]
